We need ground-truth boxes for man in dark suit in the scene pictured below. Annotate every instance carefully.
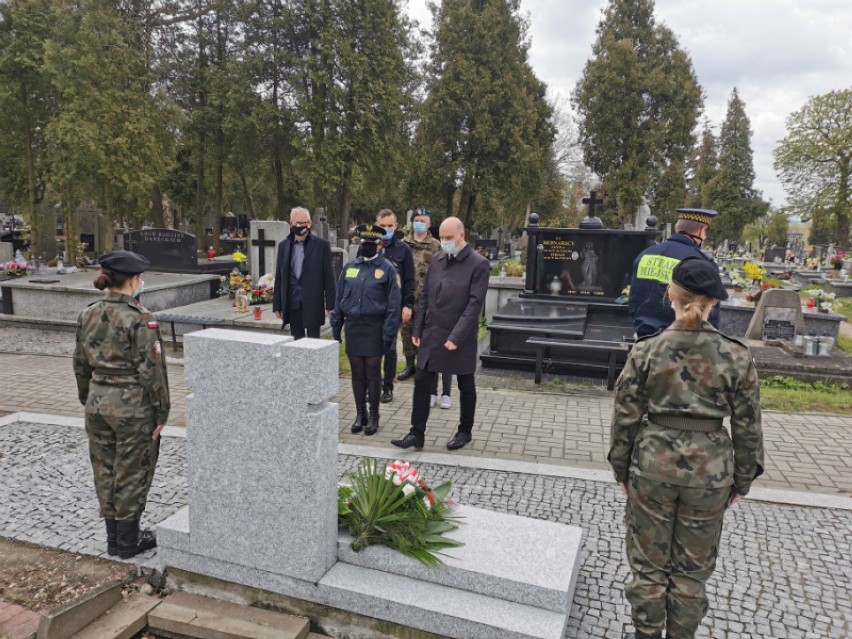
[273,207,336,339]
[391,216,490,451]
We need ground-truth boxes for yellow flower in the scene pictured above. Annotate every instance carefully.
[232,251,247,262]
[743,262,764,282]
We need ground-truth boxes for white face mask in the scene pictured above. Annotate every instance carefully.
[133,278,145,299]
[441,239,459,256]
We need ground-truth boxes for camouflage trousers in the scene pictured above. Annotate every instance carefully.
[85,413,160,522]
[624,473,729,639]
[400,308,418,359]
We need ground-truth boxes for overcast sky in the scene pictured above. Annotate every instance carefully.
[405,0,852,208]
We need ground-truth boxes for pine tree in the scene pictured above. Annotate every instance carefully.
[685,122,718,208]
[703,87,768,243]
[573,0,703,226]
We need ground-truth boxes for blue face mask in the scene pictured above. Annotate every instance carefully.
[412,221,428,234]
[382,227,395,242]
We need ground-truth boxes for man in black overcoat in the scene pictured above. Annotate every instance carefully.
[391,217,490,451]
[273,206,336,339]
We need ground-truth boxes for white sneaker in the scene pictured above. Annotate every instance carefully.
[440,395,451,409]
[429,394,437,408]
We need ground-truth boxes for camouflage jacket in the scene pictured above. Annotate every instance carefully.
[73,293,170,424]
[404,233,442,301]
[608,320,764,495]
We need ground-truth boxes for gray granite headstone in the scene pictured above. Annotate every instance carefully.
[183,329,340,581]
[0,242,12,263]
[249,220,289,281]
[745,289,805,340]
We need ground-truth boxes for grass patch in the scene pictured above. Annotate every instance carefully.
[760,375,852,414]
[838,335,852,354]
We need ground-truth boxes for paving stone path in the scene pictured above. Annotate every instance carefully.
[0,420,849,639]
[1,350,851,496]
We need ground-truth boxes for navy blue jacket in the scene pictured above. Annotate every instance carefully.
[330,256,401,347]
[273,232,336,329]
[358,231,415,308]
[629,233,721,337]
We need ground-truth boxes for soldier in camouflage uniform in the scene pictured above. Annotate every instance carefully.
[399,209,452,405]
[73,250,170,559]
[609,258,764,639]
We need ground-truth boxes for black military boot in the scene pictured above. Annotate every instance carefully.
[351,378,368,434]
[105,519,118,556]
[365,380,381,436]
[397,357,416,381]
[116,519,157,559]
[625,631,663,639]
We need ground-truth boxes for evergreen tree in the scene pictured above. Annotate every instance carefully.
[685,121,718,208]
[573,0,702,226]
[774,88,852,248]
[703,87,768,242]
[417,0,556,229]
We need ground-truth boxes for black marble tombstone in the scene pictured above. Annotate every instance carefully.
[481,205,659,382]
[764,246,786,263]
[124,228,236,275]
[475,239,499,260]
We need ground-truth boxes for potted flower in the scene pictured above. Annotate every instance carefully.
[231,250,248,273]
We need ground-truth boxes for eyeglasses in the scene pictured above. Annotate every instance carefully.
[293,221,310,227]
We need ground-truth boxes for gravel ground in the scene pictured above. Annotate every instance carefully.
[1,421,849,639]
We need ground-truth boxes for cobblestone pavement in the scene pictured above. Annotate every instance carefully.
[0,420,849,639]
[1,350,851,496]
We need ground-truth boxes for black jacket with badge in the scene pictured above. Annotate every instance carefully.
[357,231,415,309]
[331,255,402,351]
[413,243,490,376]
[272,231,336,329]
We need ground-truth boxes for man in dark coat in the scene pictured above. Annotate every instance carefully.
[391,217,490,451]
[273,206,336,339]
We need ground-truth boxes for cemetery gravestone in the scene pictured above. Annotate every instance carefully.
[249,220,289,281]
[331,247,345,282]
[124,229,198,271]
[314,208,330,241]
[0,241,12,263]
[76,204,104,255]
[745,289,805,341]
[764,247,786,264]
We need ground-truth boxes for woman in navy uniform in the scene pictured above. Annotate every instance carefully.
[73,250,169,559]
[331,224,402,436]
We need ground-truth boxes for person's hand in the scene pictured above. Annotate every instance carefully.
[152,424,166,440]
[412,337,420,347]
[327,309,333,317]
[402,307,412,323]
[728,492,743,506]
[444,340,457,351]
[619,482,628,496]
[274,311,282,319]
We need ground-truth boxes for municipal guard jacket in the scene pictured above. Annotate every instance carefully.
[73,293,170,425]
[414,244,490,376]
[629,233,721,337]
[608,320,764,496]
[358,232,415,309]
[330,255,401,347]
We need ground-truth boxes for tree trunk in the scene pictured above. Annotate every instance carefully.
[463,192,477,231]
[271,78,287,220]
[195,129,207,250]
[63,194,77,266]
[338,165,353,237]
[241,174,258,219]
[445,183,456,219]
[151,183,166,227]
[23,108,40,256]
[836,155,850,249]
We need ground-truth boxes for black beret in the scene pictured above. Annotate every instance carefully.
[97,250,151,274]
[356,223,384,242]
[672,258,728,300]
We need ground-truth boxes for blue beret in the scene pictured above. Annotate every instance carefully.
[97,250,151,274]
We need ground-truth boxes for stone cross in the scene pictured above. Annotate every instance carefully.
[249,220,290,281]
[582,191,603,219]
[251,229,275,276]
[175,330,340,581]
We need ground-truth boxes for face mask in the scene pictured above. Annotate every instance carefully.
[361,242,378,259]
[382,227,395,242]
[412,221,428,234]
[133,279,145,299]
[441,240,458,256]
[294,226,309,237]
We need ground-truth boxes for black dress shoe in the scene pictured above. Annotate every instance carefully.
[380,389,393,403]
[397,361,416,381]
[446,431,472,450]
[351,410,367,434]
[391,433,423,450]
[365,410,379,436]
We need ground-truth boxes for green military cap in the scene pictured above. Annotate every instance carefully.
[97,250,151,274]
[412,208,431,219]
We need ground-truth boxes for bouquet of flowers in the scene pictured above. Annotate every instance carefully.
[804,289,836,312]
[338,459,462,566]
[2,259,31,276]
[743,261,765,283]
